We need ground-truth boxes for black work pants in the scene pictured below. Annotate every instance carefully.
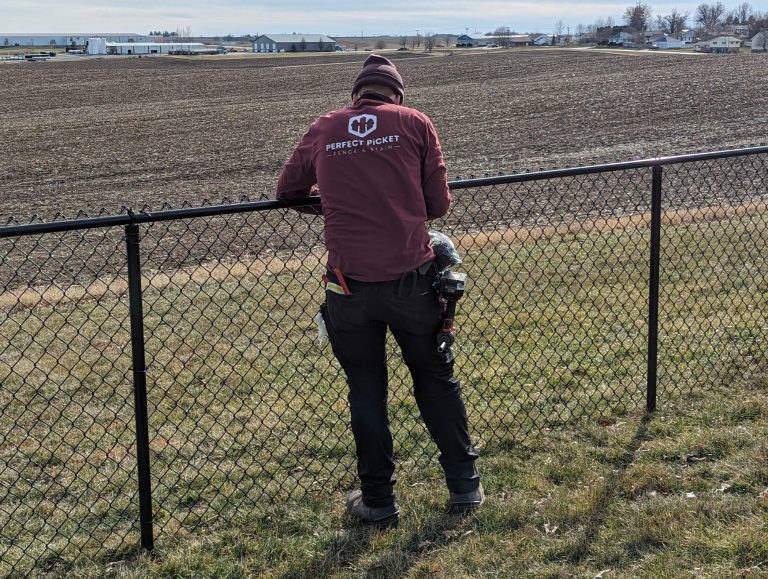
[324,268,479,508]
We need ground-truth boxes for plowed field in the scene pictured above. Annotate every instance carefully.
[1,49,767,220]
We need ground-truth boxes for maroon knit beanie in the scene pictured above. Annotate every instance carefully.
[352,54,404,102]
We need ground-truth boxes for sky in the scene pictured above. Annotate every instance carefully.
[0,0,715,36]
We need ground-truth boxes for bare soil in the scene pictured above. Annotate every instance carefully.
[1,49,767,221]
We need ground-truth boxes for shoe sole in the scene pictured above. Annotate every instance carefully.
[448,501,482,515]
[354,513,399,529]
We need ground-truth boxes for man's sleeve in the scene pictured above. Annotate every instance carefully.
[277,127,317,201]
[276,126,322,214]
[421,119,451,220]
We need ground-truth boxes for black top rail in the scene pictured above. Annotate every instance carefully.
[448,145,768,189]
[2,145,766,238]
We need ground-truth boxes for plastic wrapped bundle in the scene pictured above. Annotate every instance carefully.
[428,229,462,272]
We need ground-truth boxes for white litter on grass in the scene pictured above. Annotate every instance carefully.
[314,310,328,345]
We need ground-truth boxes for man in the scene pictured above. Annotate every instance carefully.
[276,54,482,528]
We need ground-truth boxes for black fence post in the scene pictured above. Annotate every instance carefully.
[125,222,155,551]
[646,165,663,412]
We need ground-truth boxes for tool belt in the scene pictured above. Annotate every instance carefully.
[323,261,437,297]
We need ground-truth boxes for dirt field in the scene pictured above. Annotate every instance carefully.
[1,48,767,221]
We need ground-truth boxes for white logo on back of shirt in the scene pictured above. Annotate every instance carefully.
[348,114,377,138]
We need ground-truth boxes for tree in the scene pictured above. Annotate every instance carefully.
[317,37,325,51]
[730,2,753,24]
[657,9,689,35]
[554,20,566,44]
[399,35,408,48]
[493,26,512,47]
[624,2,652,32]
[299,37,307,51]
[424,34,436,52]
[695,3,726,34]
[591,17,617,43]
[175,26,192,42]
[375,39,386,50]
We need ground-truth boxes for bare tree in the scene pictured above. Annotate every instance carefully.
[175,26,192,42]
[317,37,325,51]
[299,36,307,51]
[592,17,616,43]
[696,2,726,34]
[493,26,512,47]
[399,35,408,48]
[657,9,689,35]
[424,33,436,52]
[624,2,653,32]
[555,20,566,42]
[730,2,753,24]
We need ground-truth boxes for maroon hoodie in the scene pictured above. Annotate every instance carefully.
[276,96,451,282]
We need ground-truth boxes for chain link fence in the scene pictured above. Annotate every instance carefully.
[1,147,767,575]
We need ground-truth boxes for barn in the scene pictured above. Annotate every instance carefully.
[252,34,337,53]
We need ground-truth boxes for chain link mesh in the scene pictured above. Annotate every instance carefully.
[1,151,766,574]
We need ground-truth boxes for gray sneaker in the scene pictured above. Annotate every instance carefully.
[448,484,485,514]
[345,490,399,529]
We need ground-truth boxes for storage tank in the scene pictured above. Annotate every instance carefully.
[87,37,107,55]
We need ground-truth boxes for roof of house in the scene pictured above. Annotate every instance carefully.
[255,34,336,43]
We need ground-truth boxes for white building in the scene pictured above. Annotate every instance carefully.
[695,36,742,53]
[86,38,216,55]
[648,35,684,49]
[1,33,149,48]
[751,32,767,52]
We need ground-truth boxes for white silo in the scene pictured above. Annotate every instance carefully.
[87,37,107,55]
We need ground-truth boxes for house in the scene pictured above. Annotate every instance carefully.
[533,34,552,46]
[252,34,337,53]
[751,32,767,52]
[607,31,635,46]
[455,34,492,47]
[647,35,684,49]
[681,29,698,44]
[695,36,742,53]
[725,24,751,40]
[509,35,533,47]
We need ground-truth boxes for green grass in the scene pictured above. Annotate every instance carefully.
[1,210,767,577]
